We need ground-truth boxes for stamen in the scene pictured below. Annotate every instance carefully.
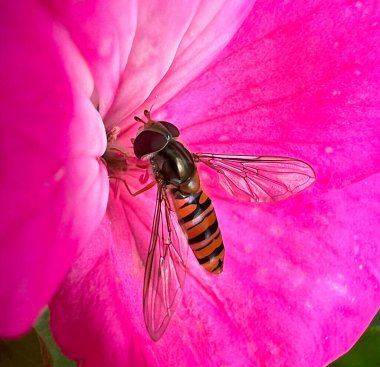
[106,126,121,143]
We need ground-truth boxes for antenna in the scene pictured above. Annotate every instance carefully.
[143,109,151,120]
[134,115,146,124]
[135,106,154,124]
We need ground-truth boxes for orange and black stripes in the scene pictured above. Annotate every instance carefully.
[173,190,224,274]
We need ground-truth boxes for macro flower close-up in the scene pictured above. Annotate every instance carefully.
[1,0,380,366]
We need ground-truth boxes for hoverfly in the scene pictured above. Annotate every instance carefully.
[105,110,315,341]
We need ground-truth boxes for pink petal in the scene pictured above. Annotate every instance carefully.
[104,0,200,125]
[51,175,380,366]
[159,0,380,187]
[45,0,137,116]
[106,0,254,127]
[139,0,255,118]
[51,211,152,367]
[0,1,108,336]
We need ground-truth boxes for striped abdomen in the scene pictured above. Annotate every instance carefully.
[173,190,224,274]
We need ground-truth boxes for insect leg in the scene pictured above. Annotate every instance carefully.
[109,176,156,197]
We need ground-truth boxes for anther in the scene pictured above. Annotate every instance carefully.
[106,126,121,143]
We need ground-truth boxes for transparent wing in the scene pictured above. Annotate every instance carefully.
[195,153,316,202]
[143,185,188,341]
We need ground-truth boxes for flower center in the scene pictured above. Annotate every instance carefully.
[102,126,151,197]
[102,126,129,174]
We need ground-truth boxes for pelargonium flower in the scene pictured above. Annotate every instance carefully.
[1,0,380,366]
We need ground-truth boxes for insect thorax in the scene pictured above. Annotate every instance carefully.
[151,140,196,189]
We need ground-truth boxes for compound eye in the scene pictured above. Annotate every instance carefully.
[159,121,180,137]
[133,130,168,159]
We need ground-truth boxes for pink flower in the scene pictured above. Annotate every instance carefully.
[1,1,380,366]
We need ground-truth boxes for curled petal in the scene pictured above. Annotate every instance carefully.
[44,0,138,115]
[0,0,108,336]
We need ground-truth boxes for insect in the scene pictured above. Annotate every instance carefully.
[107,110,316,341]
